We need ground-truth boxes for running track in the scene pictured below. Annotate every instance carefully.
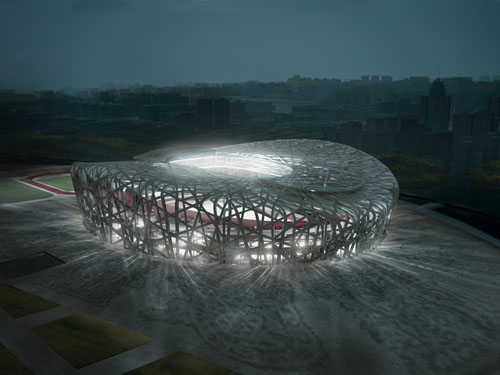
[20,172,75,195]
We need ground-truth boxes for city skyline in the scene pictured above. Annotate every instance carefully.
[1,0,500,90]
[1,73,500,93]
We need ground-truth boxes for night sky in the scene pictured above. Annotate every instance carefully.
[1,0,499,90]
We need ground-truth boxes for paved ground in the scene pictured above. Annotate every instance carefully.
[0,194,499,375]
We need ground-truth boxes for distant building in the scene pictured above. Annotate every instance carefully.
[178,112,196,133]
[246,101,275,113]
[287,74,303,88]
[214,98,230,131]
[374,100,420,116]
[487,97,500,120]
[469,111,500,162]
[324,122,363,150]
[421,79,451,131]
[420,131,453,161]
[451,111,500,173]
[196,99,213,132]
[230,100,247,115]
[362,117,396,154]
[292,105,327,122]
[366,116,400,133]
[196,98,230,132]
[394,118,425,155]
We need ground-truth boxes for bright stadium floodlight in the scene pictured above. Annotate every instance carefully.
[71,139,399,265]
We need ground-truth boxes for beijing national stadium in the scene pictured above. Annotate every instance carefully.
[70,139,399,264]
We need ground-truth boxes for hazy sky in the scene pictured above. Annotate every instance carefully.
[1,0,499,90]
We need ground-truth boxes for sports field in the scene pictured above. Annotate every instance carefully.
[0,180,52,203]
[37,175,74,192]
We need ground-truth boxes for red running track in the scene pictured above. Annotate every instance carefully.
[20,172,75,195]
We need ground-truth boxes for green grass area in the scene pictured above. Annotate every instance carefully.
[31,312,154,369]
[123,351,239,375]
[36,175,74,192]
[0,180,51,203]
[0,284,60,319]
[0,342,33,375]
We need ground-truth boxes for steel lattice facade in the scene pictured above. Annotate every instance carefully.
[71,139,398,264]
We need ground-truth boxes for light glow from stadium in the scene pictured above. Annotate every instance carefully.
[71,139,398,265]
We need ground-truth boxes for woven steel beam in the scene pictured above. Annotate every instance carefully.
[71,139,398,265]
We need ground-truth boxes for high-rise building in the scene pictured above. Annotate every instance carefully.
[487,97,500,119]
[421,79,451,132]
[470,111,499,162]
[451,111,500,173]
[196,99,213,132]
[394,118,425,155]
[213,98,230,131]
[178,112,196,133]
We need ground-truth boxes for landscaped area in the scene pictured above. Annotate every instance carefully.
[35,175,74,192]
[0,284,59,319]
[31,312,154,369]
[0,180,52,203]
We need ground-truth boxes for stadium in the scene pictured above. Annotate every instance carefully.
[71,139,399,264]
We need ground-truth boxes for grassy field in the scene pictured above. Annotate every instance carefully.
[36,175,74,192]
[0,180,52,203]
[0,342,33,375]
[124,351,239,375]
[31,312,154,369]
[0,284,60,319]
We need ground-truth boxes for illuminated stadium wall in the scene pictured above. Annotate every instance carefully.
[71,139,399,265]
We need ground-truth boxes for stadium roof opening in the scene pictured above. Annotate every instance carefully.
[169,154,293,178]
